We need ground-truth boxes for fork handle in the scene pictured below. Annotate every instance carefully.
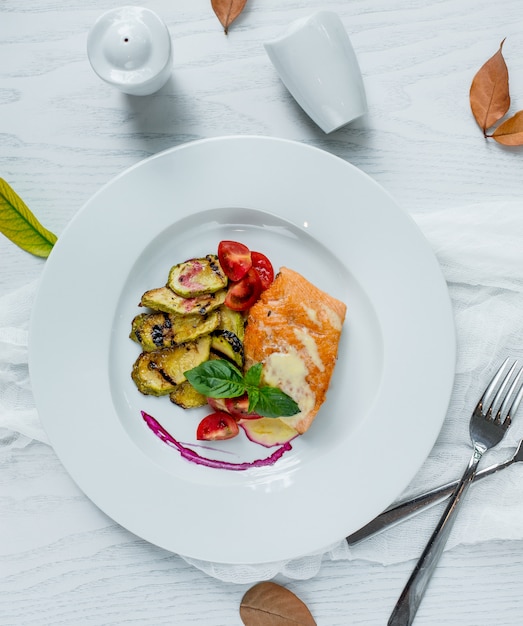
[387,450,481,626]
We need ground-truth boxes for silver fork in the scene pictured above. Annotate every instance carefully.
[347,437,523,545]
[388,358,523,626]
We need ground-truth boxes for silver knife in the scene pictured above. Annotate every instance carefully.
[346,439,523,545]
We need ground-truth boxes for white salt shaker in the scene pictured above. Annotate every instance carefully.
[87,6,173,96]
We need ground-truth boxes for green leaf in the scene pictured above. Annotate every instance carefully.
[246,386,260,413]
[184,359,245,398]
[185,358,300,418]
[0,178,57,258]
[244,362,262,387]
[255,386,301,418]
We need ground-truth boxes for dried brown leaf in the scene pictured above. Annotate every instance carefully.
[211,0,247,35]
[489,109,523,145]
[240,582,316,626]
[470,39,510,134]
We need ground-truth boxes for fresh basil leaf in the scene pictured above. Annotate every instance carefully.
[244,362,262,387]
[184,359,245,398]
[185,359,300,417]
[255,386,301,418]
[187,358,243,382]
[246,386,260,413]
[0,178,57,258]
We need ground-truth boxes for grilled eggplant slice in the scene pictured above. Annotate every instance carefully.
[141,286,227,316]
[169,381,208,409]
[168,255,228,297]
[132,310,220,351]
[211,329,244,367]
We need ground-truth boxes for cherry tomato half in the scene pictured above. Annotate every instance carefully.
[218,240,252,282]
[250,251,274,290]
[208,395,262,420]
[224,267,262,311]
[196,412,239,441]
[225,394,262,420]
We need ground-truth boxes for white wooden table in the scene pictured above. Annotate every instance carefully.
[2,1,523,624]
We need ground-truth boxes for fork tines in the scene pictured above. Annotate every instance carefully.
[478,358,523,426]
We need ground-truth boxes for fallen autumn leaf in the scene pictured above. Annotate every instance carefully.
[240,581,316,625]
[489,109,523,145]
[470,39,510,135]
[211,0,247,35]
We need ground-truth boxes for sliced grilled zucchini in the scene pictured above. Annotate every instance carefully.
[132,336,212,395]
[131,351,177,396]
[167,255,227,297]
[141,286,227,316]
[211,329,244,367]
[217,305,245,341]
[155,335,212,385]
[169,381,208,409]
[130,313,148,343]
[170,309,220,344]
[132,310,220,351]
[132,253,251,405]
[132,311,174,351]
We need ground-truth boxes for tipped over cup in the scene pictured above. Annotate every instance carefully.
[264,11,368,133]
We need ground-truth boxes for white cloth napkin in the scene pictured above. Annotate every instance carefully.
[2,201,523,584]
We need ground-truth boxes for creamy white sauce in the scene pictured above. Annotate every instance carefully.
[293,326,324,372]
[302,301,343,331]
[263,351,315,419]
[302,304,319,325]
[321,304,343,330]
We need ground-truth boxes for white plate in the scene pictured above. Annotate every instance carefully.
[29,136,455,564]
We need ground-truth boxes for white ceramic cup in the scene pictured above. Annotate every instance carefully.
[87,6,173,96]
[264,11,368,133]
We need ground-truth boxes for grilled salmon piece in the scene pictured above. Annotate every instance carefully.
[243,267,346,434]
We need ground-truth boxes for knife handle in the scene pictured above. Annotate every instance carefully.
[346,457,511,545]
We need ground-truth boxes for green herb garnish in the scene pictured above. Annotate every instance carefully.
[0,178,57,258]
[184,359,300,418]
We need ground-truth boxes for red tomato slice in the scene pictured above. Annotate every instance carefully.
[225,394,262,420]
[218,240,252,282]
[207,397,228,413]
[251,251,274,290]
[207,395,261,420]
[196,412,239,441]
[224,267,262,311]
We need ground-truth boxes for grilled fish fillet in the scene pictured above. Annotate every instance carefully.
[243,267,347,434]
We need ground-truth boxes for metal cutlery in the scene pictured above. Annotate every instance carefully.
[347,437,523,545]
[388,358,523,626]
